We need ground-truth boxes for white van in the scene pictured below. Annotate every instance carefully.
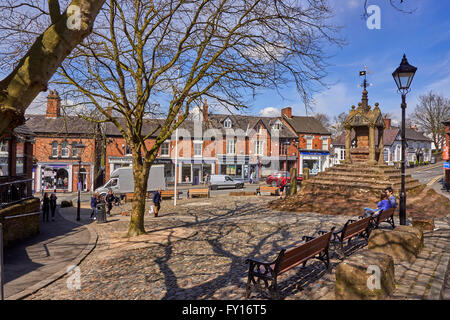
[207,174,244,190]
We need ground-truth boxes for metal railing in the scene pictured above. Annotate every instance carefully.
[0,178,34,209]
[1,223,4,300]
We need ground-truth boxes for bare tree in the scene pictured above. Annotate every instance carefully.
[411,91,450,150]
[54,0,343,236]
[0,0,106,137]
[313,113,331,129]
[329,112,347,138]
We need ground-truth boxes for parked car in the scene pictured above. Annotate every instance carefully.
[266,171,302,187]
[207,174,244,190]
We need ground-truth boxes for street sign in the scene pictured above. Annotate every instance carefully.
[444,162,450,169]
[443,146,449,161]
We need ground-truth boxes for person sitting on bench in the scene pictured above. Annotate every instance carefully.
[364,192,392,217]
[385,186,397,209]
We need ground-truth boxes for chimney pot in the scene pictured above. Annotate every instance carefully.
[46,89,61,118]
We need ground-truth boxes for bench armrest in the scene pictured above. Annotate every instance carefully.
[302,235,315,242]
[245,257,274,267]
[317,230,329,235]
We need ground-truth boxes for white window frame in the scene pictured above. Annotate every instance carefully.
[61,141,69,158]
[254,140,264,155]
[226,139,236,154]
[322,138,328,151]
[160,142,170,156]
[194,141,202,157]
[306,138,313,150]
[223,118,232,128]
[340,149,345,160]
[51,141,59,157]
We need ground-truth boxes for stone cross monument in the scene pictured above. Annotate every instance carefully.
[343,72,385,165]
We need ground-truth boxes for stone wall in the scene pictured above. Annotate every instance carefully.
[0,198,40,247]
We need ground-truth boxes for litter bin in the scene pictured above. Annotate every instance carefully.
[285,183,291,197]
[97,203,107,224]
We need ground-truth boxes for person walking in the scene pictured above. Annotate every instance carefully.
[50,193,57,221]
[152,188,162,217]
[90,192,99,220]
[278,175,287,199]
[42,193,50,222]
[105,189,115,217]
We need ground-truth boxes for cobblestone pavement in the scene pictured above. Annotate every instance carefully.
[25,196,450,300]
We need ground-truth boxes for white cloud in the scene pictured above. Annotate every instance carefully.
[259,107,280,117]
[310,83,356,116]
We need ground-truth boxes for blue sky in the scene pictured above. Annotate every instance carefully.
[26,0,450,124]
[246,0,450,124]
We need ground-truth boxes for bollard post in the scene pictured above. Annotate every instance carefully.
[0,222,4,300]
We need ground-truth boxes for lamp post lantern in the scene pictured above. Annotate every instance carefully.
[75,139,86,221]
[392,54,417,226]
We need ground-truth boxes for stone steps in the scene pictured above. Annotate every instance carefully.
[319,171,413,180]
[309,174,417,185]
[303,179,423,192]
[325,165,399,175]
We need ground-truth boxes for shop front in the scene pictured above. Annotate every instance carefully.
[177,159,215,184]
[36,163,93,192]
[218,155,250,180]
[299,151,330,175]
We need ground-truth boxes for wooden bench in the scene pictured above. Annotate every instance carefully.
[245,227,335,299]
[160,190,180,200]
[187,188,210,198]
[371,207,395,230]
[331,216,372,259]
[256,186,279,196]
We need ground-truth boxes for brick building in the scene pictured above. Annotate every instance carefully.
[280,107,332,175]
[26,90,100,193]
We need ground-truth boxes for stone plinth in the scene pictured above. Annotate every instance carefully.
[368,226,423,263]
[335,249,395,300]
[411,217,435,232]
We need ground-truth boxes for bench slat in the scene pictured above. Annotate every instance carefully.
[342,217,371,240]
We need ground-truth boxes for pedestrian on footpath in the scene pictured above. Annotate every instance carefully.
[50,193,57,221]
[90,192,99,220]
[42,193,50,222]
[105,189,115,217]
[152,188,162,217]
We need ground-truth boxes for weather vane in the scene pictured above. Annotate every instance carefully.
[358,65,373,90]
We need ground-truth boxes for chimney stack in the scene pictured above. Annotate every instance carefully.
[106,103,113,117]
[281,107,292,119]
[46,90,61,118]
[383,118,391,130]
[202,99,208,122]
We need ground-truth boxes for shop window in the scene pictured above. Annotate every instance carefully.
[56,168,69,189]
[51,141,59,157]
[16,140,25,175]
[61,141,69,157]
[303,159,319,175]
[0,139,9,176]
[182,165,191,183]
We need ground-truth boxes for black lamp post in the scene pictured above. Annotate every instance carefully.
[392,54,417,226]
[75,139,86,221]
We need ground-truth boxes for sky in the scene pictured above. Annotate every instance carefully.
[26,0,450,125]
[247,0,450,123]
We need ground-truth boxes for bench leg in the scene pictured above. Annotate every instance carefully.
[269,278,281,300]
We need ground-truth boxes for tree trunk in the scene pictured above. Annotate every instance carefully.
[290,167,298,196]
[0,0,106,138]
[127,152,150,237]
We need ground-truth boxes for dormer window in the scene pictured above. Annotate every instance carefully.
[273,121,282,130]
[223,118,232,128]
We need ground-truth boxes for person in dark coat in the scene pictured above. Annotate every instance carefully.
[42,193,50,222]
[90,192,99,220]
[50,193,57,221]
[105,189,115,216]
[152,188,162,217]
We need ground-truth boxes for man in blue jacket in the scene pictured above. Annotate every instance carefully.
[152,188,162,217]
[364,192,392,217]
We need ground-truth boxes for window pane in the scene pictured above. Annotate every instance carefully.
[0,139,9,176]
[52,142,58,157]
[16,141,25,174]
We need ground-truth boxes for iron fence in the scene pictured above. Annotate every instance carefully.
[0,178,34,209]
